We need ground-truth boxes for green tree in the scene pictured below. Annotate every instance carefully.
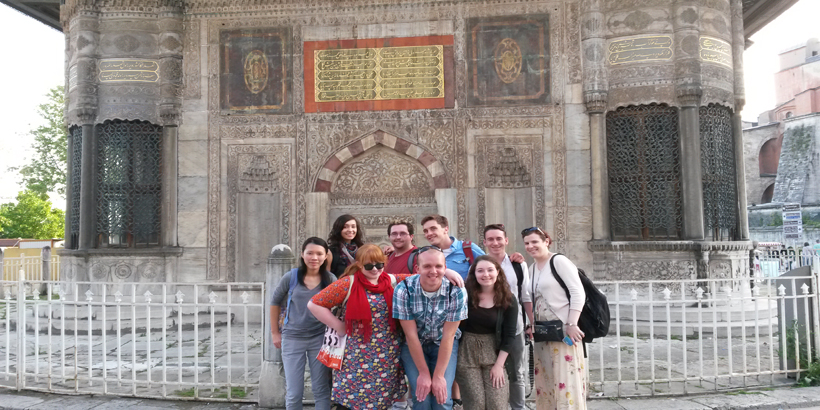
[12,86,68,197]
[0,191,64,239]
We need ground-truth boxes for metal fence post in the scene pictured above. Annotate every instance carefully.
[259,244,294,408]
[16,269,26,391]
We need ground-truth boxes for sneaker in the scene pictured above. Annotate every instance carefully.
[452,399,464,410]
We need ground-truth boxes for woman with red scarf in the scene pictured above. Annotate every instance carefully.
[308,244,408,409]
[308,244,464,409]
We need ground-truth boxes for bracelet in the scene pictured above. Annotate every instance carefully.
[565,323,576,327]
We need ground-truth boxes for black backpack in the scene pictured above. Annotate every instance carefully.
[549,254,610,342]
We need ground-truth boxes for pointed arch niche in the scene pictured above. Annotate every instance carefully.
[305,130,455,245]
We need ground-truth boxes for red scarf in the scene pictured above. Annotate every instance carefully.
[344,270,396,342]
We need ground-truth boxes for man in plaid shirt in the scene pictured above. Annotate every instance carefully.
[393,246,468,410]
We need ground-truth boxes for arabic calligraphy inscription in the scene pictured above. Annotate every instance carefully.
[699,36,732,68]
[608,35,673,65]
[314,45,444,102]
[98,59,160,83]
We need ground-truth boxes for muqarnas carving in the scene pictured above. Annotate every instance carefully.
[220,27,292,113]
[467,14,550,106]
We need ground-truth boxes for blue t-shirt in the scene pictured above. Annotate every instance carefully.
[444,236,485,279]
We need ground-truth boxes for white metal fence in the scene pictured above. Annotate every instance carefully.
[586,269,820,397]
[0,277,265,402]
[0,256,818,402]
[1,252,60,281]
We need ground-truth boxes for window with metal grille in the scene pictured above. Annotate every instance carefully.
[606,104,682,240]
[95,120,162,247]
[68,126,82,250]
[700,104,738,241]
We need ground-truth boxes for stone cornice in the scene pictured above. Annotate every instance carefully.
[588,240,754,253]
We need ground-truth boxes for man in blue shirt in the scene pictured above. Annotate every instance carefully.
[394,247,468,410]
[420,215,485,278]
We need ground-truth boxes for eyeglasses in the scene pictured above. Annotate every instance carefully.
[417,245,443,254]
[521,226,546,237]
[363,262,385,271]
[389,232,410,237]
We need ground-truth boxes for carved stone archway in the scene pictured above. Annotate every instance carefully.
[319,130,445,247]
[314,130,450,192]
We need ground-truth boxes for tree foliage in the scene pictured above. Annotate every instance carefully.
[14,86,68,197]
[0,191,64,239]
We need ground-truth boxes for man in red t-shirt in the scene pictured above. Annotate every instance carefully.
[385,220,418,274]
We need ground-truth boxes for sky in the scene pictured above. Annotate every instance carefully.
[0,1,819,206]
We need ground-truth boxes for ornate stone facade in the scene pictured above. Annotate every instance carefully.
[59,0,752,284]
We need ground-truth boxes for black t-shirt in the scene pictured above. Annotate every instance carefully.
[460,304,499,334]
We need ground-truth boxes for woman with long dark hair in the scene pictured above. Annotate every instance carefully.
[522,227,586,409]
[327,214,365,278]
[455,255,518,409]
[270,237,336,410]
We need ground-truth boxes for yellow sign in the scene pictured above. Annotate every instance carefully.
[314,45,444,102]
[608,36,673,65]
[699,36,732,68]
[98,59,159,83]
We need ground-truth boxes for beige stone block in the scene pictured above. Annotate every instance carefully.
[568,206,593,242]
[566,150,591,186]
[406,144,424,159]
[427,161,444,177]
[381,133,397,149]
[179,111,208,141]
[336,147,353,163]
[361,134,377,152]
[565,83,583,104]
[565,104,590,151]
[567,185,592,208]
[179,140,208,176]
[317,167,336,182]
[178,176,208,212]
[178,212,208,247]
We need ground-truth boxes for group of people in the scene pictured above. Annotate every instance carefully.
[271,214,589,410]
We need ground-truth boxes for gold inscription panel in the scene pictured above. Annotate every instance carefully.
[314,45,444,102]
[608,36,673,65]
[699,36,732,68]
[98,59,159,83]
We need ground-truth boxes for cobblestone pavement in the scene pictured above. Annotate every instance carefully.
[1,386,820,410]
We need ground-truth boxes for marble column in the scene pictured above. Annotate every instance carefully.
[159,10,183,247]
[731,0,750,241]
[581,0,609,242]
[161,125,179,247]
[675,0,705,240]
[78,118,96,250]
[64,127,75,248]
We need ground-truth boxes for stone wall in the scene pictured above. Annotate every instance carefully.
[59,0,752,285]
[742,122,779,205]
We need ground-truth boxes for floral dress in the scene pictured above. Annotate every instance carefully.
[532,264,587,410]
[311,275,410,409]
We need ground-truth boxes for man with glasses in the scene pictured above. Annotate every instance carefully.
[393,246,467,410]
[483,223,535,410]
[386,220,417,274]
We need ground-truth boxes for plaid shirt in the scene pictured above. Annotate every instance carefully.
[393,275,468,344]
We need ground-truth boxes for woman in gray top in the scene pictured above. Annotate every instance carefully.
[270,237,337,410]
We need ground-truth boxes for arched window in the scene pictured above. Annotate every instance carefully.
[759,137,781,176]
[95,120,162,247]
[606,104,682,240]
[761,183,775,204]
